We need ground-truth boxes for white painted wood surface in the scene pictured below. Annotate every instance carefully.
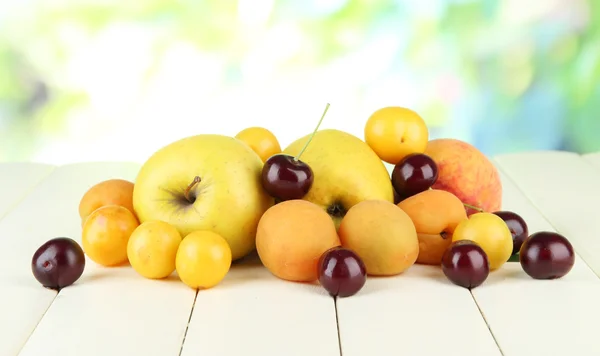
[583,152,600,171]
[494,152,600,277]
[180,254,340,356]
[0,151,598,356]
[0,163,54,220]
[471,164,600,356]
[0,163,56,356]
[5,162,193,356]
[336,265,501,356]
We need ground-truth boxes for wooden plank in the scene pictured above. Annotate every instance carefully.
[336,266,501,355]
[334,161,500,356]
[367,154,600,356]
[5,162,195,356]
[179,253,340,356]
[494,151,600,276]
[0,163,55,220]
[0,163,56,356]
[582,152,600,171]
[470,165,600,356]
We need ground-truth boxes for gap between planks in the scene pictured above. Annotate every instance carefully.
[334,297,343,356]
[469,292,504,356]
[178,289,199,356]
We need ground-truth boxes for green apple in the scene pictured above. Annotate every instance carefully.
[283,129,394,228]
[132,134,274,260]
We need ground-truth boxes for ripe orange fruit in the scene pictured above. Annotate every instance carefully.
[255,199,341,282]
[78,179,135,225]
[364,106,429,165]
[175,230,232,289]
[338,199,419,276]
[127,220,182,279]
[235,127,281,162]
[82,205,139,267]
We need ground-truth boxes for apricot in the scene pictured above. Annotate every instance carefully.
[79,179,136,225]
[82,205,139,267]
[397,189,468,265]
[424,138,502,215]
[256,199,341,282]
[338,200,419,276]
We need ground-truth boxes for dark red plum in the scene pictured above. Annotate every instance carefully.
[32,237,86,291]
[519,231,574,280]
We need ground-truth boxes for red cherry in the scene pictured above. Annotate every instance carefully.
[391,153,438,197]
[318,247,367,298]
[493,210,529,256]
[441,240,490,289]
[261,154,313,201]
[260,103,330,202]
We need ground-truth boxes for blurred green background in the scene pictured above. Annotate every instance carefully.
[0,0,598,164]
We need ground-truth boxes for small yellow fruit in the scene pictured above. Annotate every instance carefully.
[82,205,139,267]
[364,106,429,165]
[127,220,182,279]
[452,212,513,270]
[176,230,232,289]
[235,127,281,163]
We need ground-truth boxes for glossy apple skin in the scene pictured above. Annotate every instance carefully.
[318,247,367,298]
[441,240,490,289]
[519,231,575,280]
[32,237,86,291]
[391,153,438,197]
[261,154,314,201]
[493,210,528,255]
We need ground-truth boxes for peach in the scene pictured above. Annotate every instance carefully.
[338,200,419,276]
[424,138,502,215]
[79,179,136,225]
[397,189,468,265]
[256,199,341,282]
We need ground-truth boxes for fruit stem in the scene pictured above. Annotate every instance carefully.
[463,203,484,212]
[294,103,330,162]
[184,176,201,202]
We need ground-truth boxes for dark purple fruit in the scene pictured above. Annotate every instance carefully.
[260,104,331,201]
[318,247,367,297]
[32,237,86,291]
[391,153,438,197]
[493,210,528,255]
[393,187,402,204]
[261,154,314,201]
[519,231,574,280]
[441,240,490,289]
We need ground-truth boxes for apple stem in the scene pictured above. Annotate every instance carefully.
[463,203,484,212]
[294,103,330,162]
[184,176,201,202]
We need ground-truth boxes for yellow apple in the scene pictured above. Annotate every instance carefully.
[132,134,274,261]
[283,129,394,228]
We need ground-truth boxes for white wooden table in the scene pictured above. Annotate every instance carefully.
[1,151,599,356]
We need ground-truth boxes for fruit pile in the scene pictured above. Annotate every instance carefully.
[31,104,576,297]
